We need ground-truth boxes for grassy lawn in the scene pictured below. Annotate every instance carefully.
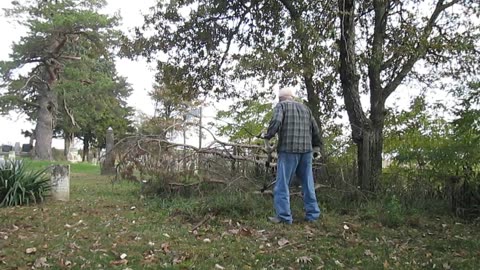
[1,162,479,269]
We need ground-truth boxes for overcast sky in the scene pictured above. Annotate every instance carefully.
[0,1,157,148]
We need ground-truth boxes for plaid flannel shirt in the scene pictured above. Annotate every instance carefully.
[265,100,321,153]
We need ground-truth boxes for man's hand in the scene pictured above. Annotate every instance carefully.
[313,147,321,159]
[257,132,269,140]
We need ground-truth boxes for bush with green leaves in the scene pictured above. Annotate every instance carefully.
[0,160,51,207]
[383,82,480,217]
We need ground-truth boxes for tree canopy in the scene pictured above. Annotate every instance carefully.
[0,0,129,160]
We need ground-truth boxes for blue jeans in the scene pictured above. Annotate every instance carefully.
[274,151,321,223]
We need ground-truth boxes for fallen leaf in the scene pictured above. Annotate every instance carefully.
[383,260,390,269]
[364,249,374,257]
[442,262,451,270]
[215,264,225,269]
[203,238,212,243]
[65,220,84,228]
[228,229,239,235]
[163,233,170,238]
[25,247,37,254]
[239,228,252,236]
[34,257,49,268]
[173,256,186,264]
[334,259,345,268]
[11,224,19,232]
[278,238,289,247]
[92,240,101,249]
[161,243,171,254]
[143,250,155,264]
[296,256,313,264]
[110,259,128,266]
[69,242,81,250]
[453,250,468,257]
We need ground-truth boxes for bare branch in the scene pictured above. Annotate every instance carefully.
[63,90,76,126]
[383,0,462,99]
[59,55,82,61]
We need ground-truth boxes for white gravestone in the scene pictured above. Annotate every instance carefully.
[67,148,81,163]
[50,165,70,201]
[14,142,21,154]
[7,151,15,160]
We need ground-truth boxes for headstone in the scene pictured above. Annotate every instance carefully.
[67,148,81,163]
[22,144,32,153]
[1,145,12,153]
[7,151,15,160]
[101,127,116,175]
[14,142,21,154]
[50,165,70,201]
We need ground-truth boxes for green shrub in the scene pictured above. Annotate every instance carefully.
[379,195,405,227]
[0,160,51,207]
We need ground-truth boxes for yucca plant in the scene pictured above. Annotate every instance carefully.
[0,160,51,207]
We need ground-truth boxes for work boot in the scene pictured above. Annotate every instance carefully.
[268,216,292,224]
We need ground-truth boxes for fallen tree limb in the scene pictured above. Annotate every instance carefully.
[191,214,215,232]
[169,179,227,187]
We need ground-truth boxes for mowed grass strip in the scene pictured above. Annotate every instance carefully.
[0,161,479,269]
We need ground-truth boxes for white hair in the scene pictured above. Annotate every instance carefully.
[278,87,295,98]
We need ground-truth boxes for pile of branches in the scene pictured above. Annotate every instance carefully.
[110,132,274,194]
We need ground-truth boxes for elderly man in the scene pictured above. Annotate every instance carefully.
[263,87,321,224]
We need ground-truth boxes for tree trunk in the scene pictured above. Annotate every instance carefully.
[356,123,383,191]
[338,0,387,192]
[64,131,73,158]
[82,133,90,162]
[33,86,56,160]
[304,75,326,158]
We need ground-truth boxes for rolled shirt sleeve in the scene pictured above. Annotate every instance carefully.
[264,103,283,140]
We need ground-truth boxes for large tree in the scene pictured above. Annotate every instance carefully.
[338,0,479,191]
[0,0,120,160]
[54,57,134,160]
[126,0,341,157]
[139,82,194,139]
